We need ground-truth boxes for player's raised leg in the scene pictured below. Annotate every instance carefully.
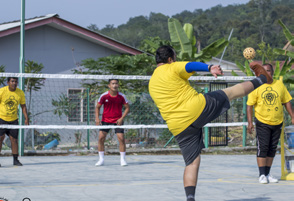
[222,62,273,101]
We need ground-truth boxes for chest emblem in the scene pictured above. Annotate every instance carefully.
[261,87,279,107]
[4,95,18,112]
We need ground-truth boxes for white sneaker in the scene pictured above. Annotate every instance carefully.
[95,160,104,166]
[267,174,278,183]
[120,159,128,166]
[259,174,269,184]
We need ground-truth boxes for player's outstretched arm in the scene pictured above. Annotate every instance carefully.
[185,62,223,78]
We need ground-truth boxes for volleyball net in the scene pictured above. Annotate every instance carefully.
[0,73,263,151]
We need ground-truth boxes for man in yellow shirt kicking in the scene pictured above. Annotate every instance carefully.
[0,77,29,167]
[247,63,294,184]
[149,46,272,201]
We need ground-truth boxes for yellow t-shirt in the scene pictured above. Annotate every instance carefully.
[0,86,26,121]
[247,80,292,125]
[148,62,206,136]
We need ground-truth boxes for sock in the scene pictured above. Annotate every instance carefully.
[185,186,196,201]
[120,152,126,161]
[259,166,266,176]
[98,151,104,161]
[265,166,271,176]
[250,75,267,89]
[13,154,18,161]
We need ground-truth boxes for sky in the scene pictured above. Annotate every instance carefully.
[0,0,250,29]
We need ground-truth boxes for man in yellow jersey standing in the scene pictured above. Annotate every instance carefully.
[0,77,29,167]
[247,63,294,184]
[149,46,272,201]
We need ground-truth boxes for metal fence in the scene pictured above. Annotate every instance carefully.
[0,73,267,152]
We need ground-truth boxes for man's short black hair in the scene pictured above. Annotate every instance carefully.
[263,63,274,75]
[155,46,176,64]
[108,79,119,83]
[7,77,18,82]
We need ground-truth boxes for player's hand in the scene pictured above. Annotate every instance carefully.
[247,122,254,134]
[117,118,123,126]
[291,118,294,125]
[96,119,101,126]
[210,65,223,78]
[25,119,29,125]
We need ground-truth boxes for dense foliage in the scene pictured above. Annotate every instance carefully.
[88,0,294,63]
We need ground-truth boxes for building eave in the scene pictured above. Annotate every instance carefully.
[0,14,144,55]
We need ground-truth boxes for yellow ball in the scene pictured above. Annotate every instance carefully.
[243,47,256,60]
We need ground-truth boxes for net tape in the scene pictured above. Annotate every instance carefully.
[0,73,255,81]
[1,73,251,130]
[0,122,248,129]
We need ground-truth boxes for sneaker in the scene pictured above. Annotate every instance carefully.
[120,159,128,166]
[95,160,104,166]
[13,160,23,166]
[267,174,278,183]
[249,61,273,84]
[259,174,268,184]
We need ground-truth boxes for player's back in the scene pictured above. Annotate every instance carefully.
[149,62,205,135]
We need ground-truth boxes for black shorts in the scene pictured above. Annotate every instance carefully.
[255,118,282,158]
[175,90,230,166]
[0,118,19,139]
[100,121,124,134]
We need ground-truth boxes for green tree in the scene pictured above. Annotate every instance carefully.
[51,93,78,118]
[24,60,46,113]
[139,36,172,55]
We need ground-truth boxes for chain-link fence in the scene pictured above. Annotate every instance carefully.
[1,73,285,152]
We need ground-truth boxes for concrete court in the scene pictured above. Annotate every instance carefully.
[0,154,294,201]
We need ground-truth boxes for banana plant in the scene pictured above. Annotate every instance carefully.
[168,18,192,60]
[235,61,254,76]
[273,20,294,58]
[168,18,229,62]
[271,20,294,85]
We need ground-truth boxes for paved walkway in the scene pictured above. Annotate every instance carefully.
[0,154,293,201]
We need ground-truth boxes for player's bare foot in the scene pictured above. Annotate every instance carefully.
[249,62,273,84]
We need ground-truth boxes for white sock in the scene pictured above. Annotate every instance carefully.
[98,151,104,161]
[120,152,126,160]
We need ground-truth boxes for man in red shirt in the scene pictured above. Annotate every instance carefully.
[95,79,130,166]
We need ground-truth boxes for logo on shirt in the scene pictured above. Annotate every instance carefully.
[4,96,18,113]
[261,87,279,108]
[105,99,109,102]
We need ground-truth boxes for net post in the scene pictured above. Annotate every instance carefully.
[87,88,90,150]
[204,87,209,148]
[280,124,286,179]
[242,96,247,147]
[18,0,26,156]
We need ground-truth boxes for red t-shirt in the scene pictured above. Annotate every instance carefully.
[98,91,128,123]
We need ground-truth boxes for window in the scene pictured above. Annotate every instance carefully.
[68,89,95,122]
